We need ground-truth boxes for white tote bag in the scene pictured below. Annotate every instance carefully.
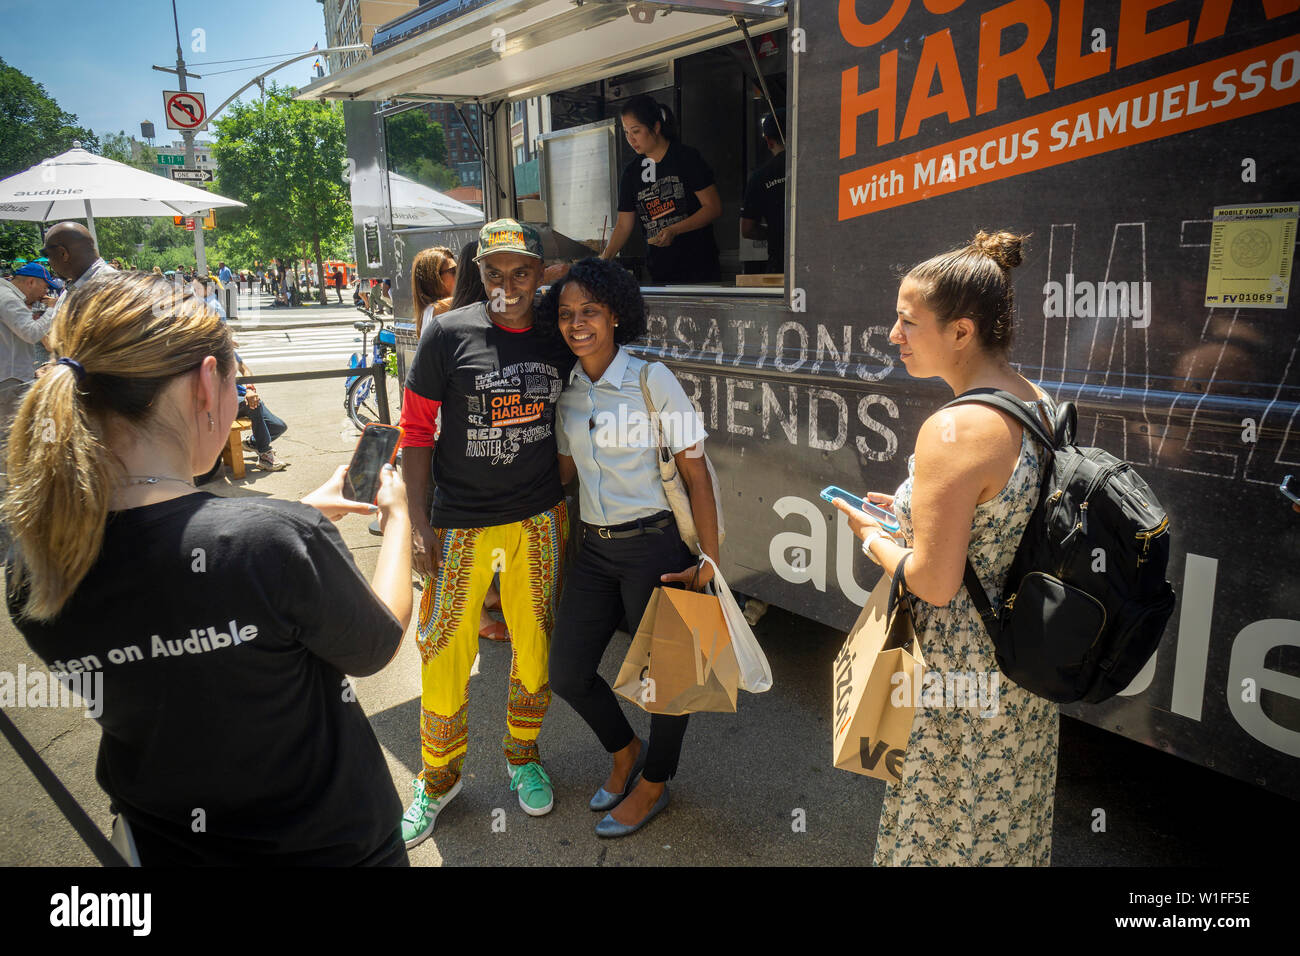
[698,554,773,693]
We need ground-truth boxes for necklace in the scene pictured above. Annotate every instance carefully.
[124,475,196,488]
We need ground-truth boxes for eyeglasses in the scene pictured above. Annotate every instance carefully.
[39,245,60,258]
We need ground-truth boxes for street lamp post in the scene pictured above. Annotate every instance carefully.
[151,0,206,274]
[148,12,369,281]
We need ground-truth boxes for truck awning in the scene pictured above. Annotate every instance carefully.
[295,0,786,104]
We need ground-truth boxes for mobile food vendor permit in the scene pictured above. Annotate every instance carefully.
[1203,202,1298,309]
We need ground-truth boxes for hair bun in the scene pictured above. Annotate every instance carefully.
[972,230,1025,270]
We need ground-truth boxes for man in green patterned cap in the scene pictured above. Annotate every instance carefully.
[394,218,577,848]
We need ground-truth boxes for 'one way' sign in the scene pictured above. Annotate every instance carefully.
[169,167,214,184]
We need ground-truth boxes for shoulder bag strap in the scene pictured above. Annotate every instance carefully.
[963,559,999,638]
[942,388,1057,450]
[0,707,126,866]
[886,554,912,623]
[638,362,672,466]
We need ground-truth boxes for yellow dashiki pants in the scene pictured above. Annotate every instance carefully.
[415,500,568,798]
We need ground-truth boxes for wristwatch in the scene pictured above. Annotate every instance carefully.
[861,528,888,564]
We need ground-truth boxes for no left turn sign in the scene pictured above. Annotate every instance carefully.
[163,90,206,130]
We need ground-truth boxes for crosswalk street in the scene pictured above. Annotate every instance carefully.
[230,326,369,370]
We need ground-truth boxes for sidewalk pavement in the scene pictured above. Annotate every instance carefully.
[229,291,398,331]
[0,376,372,865]
[0,372,888,867]
[4,375,1289,866]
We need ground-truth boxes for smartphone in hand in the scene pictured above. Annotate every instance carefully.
[1282,475,1300,505]
[344,424,404,504]
[820,485,901,533]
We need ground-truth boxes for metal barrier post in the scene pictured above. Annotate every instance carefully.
[371,363,391,425]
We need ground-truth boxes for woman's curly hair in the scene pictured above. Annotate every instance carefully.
[536,257,646,345]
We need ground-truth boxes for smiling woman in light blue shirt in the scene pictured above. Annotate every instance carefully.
[557,346,705,527]
[538,257,719,840]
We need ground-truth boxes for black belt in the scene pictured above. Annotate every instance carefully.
[584,512,674,540]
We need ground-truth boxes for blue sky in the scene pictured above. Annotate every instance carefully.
[0,0,330,144]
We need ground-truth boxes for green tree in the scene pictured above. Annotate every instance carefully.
[387,108,461,191]
[410,156,461,192]
[98,130,156,169]
[0,58,99,262]
[387,108,448,168]
[212,84,351,304]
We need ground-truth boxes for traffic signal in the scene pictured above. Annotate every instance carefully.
[173,211,214,229]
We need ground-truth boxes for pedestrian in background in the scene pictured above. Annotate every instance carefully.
[539,257,717,838]
[235,353,290,473]
[834,230,1060,867]
[3,271,414,865]
[41,222,116,322]
[446,241,488,313]
[410,246,456,338]
[0,263,60,494]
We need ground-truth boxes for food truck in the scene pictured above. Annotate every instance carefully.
[298,0,1300,799]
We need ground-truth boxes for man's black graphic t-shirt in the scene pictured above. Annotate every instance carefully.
[741,150,788,273]
[618,141,720,284]
[406,302,575,528]
[7,493,404,866]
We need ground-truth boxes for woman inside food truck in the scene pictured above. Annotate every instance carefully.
[599,95,722,285]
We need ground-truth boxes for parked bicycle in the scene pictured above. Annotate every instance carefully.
[345,301,401,431]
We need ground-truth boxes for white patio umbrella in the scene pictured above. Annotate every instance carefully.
[0,145,245,244]
[387,171,484,228]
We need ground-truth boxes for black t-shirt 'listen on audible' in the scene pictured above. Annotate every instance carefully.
[7,493,404,866]
[406,301,575,529]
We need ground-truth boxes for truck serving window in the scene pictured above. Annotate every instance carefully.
[540,29,788,291]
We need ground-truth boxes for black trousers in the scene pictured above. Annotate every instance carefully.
[550,515,695,783]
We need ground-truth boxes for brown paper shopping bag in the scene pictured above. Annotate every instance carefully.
[614,586,739,716]
[831,557,925,783]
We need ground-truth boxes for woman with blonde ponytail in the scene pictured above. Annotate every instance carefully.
[834,231,1062,866]
[4,272,416,865]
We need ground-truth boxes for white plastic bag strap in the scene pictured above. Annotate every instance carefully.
[696,555,774,693]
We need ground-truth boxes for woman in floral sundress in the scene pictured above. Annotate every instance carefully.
[835,230,1060,866]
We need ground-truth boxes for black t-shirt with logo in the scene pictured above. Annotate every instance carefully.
[6,493,405,866]
[618,141,720,284]
[741,149,788,273]
[407,301,575,528]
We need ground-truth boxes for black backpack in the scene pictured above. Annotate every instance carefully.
[942,389,1177,704]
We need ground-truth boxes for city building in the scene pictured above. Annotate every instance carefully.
[317,0,418,72]
[316,0,546,199]
[153,140,218,178]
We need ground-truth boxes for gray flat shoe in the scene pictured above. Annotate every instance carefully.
[595,784,669,838]
[589,741,647,812]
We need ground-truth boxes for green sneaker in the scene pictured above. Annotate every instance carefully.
[401,775,462,848]
[506,761,554,816]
